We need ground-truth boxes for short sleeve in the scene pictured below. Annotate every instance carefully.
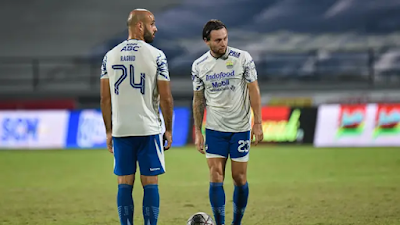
[192,62,204,91]
[243,51,257,83]
[100,54,108,79]
[156,51,170,81]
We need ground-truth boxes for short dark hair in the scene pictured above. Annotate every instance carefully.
[202,19,226,41]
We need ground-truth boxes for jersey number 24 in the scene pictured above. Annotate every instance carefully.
[112,64,145,95]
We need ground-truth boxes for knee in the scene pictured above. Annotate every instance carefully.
[232,172,247,186]
[141,175,158,187]
[118,175,135,185]
[210,167,224,183]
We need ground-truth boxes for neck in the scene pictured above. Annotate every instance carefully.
[210,50,225,59]
[128,32,144,41]
[210,51,221,58]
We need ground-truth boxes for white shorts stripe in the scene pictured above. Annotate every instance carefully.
[206,153,226,159]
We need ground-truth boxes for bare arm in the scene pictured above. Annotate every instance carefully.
[248,80,264,145]
[100,78,112,134]
[243,51,263,144]
[193,90,206,133]
[158,80,174,132]
[248,81,262,124]
[191,62,206,153]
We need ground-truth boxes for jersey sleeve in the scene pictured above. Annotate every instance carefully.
[192,62,204,91]
[156,51,170,81]
[100,54,108,79]
[243,51,258,83]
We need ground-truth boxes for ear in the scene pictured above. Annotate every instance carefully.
[138,21,143,31]
[203,38,209,45]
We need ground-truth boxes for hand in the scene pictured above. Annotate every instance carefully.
[195,131,205,154]
[163,131,172,150]
[106,132,113,153]
[251,123,263,146]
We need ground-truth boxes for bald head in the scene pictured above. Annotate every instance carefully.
[127,9,153,27]
[126,9,157,43]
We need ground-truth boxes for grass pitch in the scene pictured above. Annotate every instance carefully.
[0,145,400,225]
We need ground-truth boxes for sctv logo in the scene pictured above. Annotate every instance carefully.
[77,111,106,147]
[1,118,39,141]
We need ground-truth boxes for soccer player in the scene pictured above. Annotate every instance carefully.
[192,19,264,225]
[100,9,173,225]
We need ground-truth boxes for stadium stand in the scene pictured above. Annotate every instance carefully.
[1,0,400,102]
[96,0,400,82]
[0,0,182,96]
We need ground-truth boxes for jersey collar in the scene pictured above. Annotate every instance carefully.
[126,38,143,42]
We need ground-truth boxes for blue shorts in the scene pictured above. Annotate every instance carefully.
[112,134,165,176]
[205,129,251,162]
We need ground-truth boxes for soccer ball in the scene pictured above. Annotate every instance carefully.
[187,212,214,225]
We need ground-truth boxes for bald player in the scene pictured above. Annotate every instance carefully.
[100,9,173,225]
[192,20,263,225]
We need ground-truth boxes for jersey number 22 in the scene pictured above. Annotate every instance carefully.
[112,64,145,95]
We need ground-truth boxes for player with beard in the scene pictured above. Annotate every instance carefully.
[191,19,263,225]
[100,9,173,225]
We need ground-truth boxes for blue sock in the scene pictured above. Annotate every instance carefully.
[232,182,249,225]
[143,184,160,225]
[117,184,134,225]
[209,182,225,225]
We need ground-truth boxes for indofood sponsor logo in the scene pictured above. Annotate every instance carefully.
[206,71,235,81]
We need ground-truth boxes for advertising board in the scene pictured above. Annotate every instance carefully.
[193,106,317,144]
[0,110,69,149]
[66,108,191,148]
[314,104,400,147]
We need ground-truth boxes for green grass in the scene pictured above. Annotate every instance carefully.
[1,145,400,225]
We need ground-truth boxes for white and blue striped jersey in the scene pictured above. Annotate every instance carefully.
[101,39,170,137]
[192,46,258,132]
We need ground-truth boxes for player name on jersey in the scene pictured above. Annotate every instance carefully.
[120,56,136,61]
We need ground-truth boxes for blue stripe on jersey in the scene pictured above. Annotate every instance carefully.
[101,55,108,77]
[156,55,169,80]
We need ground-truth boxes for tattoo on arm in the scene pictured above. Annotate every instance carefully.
[193,91,205,132]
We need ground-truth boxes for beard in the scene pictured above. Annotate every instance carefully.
[211,45,227,57]
[143,28,154,43]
